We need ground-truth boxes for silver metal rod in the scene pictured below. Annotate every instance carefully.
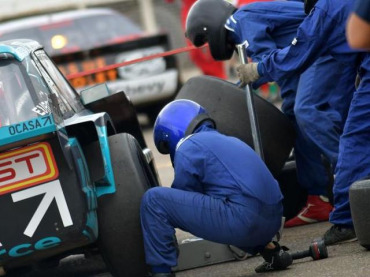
[236,44,264,160]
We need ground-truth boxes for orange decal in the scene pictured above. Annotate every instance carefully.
[0,142,59,195]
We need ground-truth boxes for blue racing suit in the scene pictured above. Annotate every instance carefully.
[225,1,356,196]
[140,125,283,269]
[255,0,363,226]
[332,54,370,226]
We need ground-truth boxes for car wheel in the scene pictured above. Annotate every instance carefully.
[97,133,158,277]
[349,179,370,251]
[176,75,295,177]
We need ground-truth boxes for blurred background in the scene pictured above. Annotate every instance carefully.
[0,0,195,79]
[0,0,280,105]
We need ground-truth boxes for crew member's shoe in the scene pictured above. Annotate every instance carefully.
[284,195,333,228]
[322,225,357,245]
[255,242,292,273]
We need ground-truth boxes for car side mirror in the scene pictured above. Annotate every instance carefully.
[80,83,112,105]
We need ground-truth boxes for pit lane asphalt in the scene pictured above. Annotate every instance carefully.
[18,124,370,277]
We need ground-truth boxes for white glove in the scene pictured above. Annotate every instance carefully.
[236,63,260,86]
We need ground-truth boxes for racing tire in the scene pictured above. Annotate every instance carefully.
[176,76,295,177]
[349,178,370,250]
[97,133,158,276]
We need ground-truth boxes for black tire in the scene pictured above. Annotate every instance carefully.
[349,179,370,250]
[176,76,295,177]
[276,161,307,220]
[97,133,158,277]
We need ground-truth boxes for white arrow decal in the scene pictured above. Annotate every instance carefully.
[11,180,73,238]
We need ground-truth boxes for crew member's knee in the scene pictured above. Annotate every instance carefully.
[141,186,166,211]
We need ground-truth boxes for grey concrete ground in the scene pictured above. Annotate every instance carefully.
[176,223,370,277]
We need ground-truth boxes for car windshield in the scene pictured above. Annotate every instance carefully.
[0,53,79,128]
[0,13,143,55]
[0,55,50,127]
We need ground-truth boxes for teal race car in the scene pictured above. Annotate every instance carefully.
[0,39,159,276]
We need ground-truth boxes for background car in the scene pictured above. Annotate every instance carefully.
[0,8,181,123]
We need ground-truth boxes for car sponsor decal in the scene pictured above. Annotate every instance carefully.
[6,115,53,136]
[0,142,59,195]
[32,100,51,116]
[122,81,165,96]
[115,46,166,79]
[0,236,61,258]
[0,115,56,147]
[12,180,73,237]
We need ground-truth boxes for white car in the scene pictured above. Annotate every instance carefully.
[0,8,180,123]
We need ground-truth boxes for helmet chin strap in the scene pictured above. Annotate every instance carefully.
[185,113,216,137]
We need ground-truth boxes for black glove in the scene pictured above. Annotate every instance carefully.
[255,241,292,273]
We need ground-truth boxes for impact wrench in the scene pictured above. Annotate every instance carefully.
[290,240,328,261]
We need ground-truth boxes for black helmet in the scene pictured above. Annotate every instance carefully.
[185,0,237,61]
[304,0,318,14]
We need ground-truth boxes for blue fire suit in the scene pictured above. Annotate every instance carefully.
[256,0,363,226]
[332,54,370,226]
[140,125,283,269]
[226,1,355,197]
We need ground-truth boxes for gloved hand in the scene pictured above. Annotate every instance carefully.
[236,62,260,87]
[255,241,292,273]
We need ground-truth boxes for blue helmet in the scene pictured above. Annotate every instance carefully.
[153,99,215,160]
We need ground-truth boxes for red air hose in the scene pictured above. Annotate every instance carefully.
[66,44,207,80]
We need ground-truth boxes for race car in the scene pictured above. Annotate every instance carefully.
[0,8,181,123]
[0,39,159,276]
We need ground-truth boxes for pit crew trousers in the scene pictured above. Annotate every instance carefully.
[140,186,282,268]
[292,55,354,195]
[275,54,354,196]
[330,54,370,226]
